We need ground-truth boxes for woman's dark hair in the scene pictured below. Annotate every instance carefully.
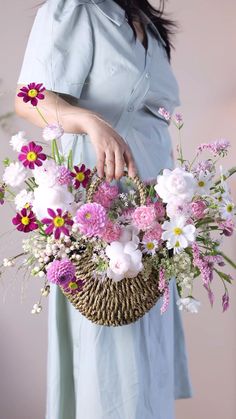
[114,0,177,61]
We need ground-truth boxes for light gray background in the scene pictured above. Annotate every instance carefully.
[0,1,236,418]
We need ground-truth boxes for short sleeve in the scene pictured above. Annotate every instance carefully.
[17,0,94,98]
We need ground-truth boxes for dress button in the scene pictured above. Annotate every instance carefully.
[145,72,150,79]
[128,105,134,112]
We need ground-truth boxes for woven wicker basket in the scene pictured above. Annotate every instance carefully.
[60,168,163,326]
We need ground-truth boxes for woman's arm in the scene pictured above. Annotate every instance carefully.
[14,85,137,181]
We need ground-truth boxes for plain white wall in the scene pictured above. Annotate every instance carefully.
[0,1,236,418]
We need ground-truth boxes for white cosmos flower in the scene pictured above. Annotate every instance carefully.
[142,240,159,256]
[162,216,196,253]
[105,241,143,282]
[2,162,27,187]
[10,131,28,152]
[155,167,197,204]
[14,189,34,211]
[176,297,201,313]
[195,170,212,195]
[219,200,235,219]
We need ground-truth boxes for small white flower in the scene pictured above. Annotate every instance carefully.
[42,123,64,142]
[10,131,28,152]
[195,170,212,195]
[3,162,27,187]
[3,258,14,267]
[219,200,235,219]
[142,240,159,256]
[176,297,201,313]
[14,189,33,211]
[155,167,197,204]
[162,216,196,253]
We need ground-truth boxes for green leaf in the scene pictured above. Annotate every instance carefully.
[3,157,10,167]
[218,251,236,270]
[214,268,233,284]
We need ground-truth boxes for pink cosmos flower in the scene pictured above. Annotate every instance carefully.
[18,141,46,169]
[76,202,107,237]
[12,208,38,233]
[191,200,207,219]
[17,83,45,106]
[47,258,76,287]
[100,220,122,243]
[71,164,91,189]
[42,208,74,239]
[132,205,156,230]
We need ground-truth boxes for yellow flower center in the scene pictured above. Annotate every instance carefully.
[198,180,205,187]
[69,282,78,290]
[76,172,85,182]
[24,202,30,209]
[146,242,155,250]
[27,151,37,161]
[226,204,233,213]
[173,227,183,236]
[28,89,38,98]
[21,216,30,226]
[53,216,65,227]
[218,196,223,202]
[85,212,91,219]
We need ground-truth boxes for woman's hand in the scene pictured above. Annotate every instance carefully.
[83,114,137,181]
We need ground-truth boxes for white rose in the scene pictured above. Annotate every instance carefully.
[10,131,28,152]
[33,159,60,187]
[32,185,74,219]
[2,162,27,187]
[176,297,201,313]
[106,241,143,282]
[155,168,197,203]
[14,189,34,211]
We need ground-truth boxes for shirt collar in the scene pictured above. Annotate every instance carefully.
[91,0,166,47]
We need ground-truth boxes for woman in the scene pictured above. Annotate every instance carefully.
[15,1,193,418]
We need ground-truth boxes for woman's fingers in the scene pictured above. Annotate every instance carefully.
[114,151,126,180]
[105,150,115,181]
[123,147,137,178]
[96,150,105,178]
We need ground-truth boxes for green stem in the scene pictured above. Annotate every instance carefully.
[52,139,61,164]
[5,187,15,198]
[67,149,73,171]
[25,180,34,192]
[36,107,48,125]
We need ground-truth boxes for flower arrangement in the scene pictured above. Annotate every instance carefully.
[0,84,236,322]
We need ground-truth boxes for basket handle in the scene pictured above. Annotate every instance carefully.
[86,167,147,206]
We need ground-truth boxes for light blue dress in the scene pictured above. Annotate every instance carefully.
[17,1,193,418]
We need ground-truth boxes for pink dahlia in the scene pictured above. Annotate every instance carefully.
[76,202,107,237]
[71,164,91,189]
[18,141,46,169]
[17,83,45,107]
[132,205,156,230]
[57,166,72,186]
[46,258,75,287]
[143,222,162,242]
[191,200,207,220]
[100,220,122,243]
[42,123,64,141]
[94,181,119,209]
[12,208,38,233]
[42,208,74,239]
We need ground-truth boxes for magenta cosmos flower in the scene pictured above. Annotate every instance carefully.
[71,164,91,189]
[42,208,74,239]
[18,141,46,169]
[12,208,38,233]
[76,202,107,237]
[17,83,45,107]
